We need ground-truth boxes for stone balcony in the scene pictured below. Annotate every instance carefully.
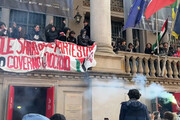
[83,0,124,12]
[116,51,180,86]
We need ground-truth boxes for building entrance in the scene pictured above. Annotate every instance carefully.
[7,86,55,120]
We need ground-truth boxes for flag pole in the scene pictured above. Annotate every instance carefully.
[156,12,159,54]
[156,11,162,76]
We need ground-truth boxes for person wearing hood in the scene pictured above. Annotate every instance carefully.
[29,25,44,41]
[58,27,70,42]
[119,89,150,120]
[0,22,8,36]
[46,25,58,43]
[77,29,94,46]
[11,22,19,39]
[22,113,49,120]
[50,113,66,120]
[67,31,77,44]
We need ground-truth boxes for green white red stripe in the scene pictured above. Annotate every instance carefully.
[152,19,168,50]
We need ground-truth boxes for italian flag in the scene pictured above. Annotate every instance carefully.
[152,19,168,51]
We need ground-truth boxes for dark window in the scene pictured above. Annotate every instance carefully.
[9,9,46,35]
[54,16,65,32]
[111,21,124,42]
[0,8,2,21]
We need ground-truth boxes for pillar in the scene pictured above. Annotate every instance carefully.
[90,0,113,53]
[139,30,146,53]
[126,28,133,49]
[1,8,10,27]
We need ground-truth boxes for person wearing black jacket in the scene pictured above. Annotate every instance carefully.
[45,19,53,40]
[11,22,19,39]
[77,29,94,46]
[29,25,44,41]
[145,43,153,54]
[126,43,137,52]
[119,89,150,120]
[58,27,70,42]
[17,26,26,39]
[84,20,90,38]
[46,25,58,43]
[67,31,77,44]
[0,22,8,36]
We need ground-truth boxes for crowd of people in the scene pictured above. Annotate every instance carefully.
[113,39,180,58]
[119,89,180,120]
[0,19,94,47]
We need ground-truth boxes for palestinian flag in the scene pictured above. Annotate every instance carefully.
[152,19,168,50]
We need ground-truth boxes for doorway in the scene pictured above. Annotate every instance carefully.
[7,86,55,120]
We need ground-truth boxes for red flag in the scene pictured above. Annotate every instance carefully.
[145,0,176,19]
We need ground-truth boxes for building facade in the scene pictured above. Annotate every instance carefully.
[0,0,180,120]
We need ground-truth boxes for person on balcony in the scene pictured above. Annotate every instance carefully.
[119,89,150,120]
[173,46,180,57]
[29,25,44,41]
[126,43,137,52]
[11,22,19,39]
[46,25,58,43]
[145,43,153,54]
[119,40,127,51]
[45,19,54,40]
[0,22,8,36]
[18,26,26,39]
[67,31,77,44]
[58,27,70,42]
[77,29,94,46]
[84,20,90,38]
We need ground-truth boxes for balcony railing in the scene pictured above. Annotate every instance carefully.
[83,0,124,12]
[118,51,180,79]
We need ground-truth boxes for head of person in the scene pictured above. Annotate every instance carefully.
[18,26,22,32]
[84,20,89,26]
[163,42,168,48]
[0,23,6,30]
[34,25,40,32]
[80,29,87,37]
[13,22,17,28]
[63,27,70,35]
[51,25,56,32]
[69,31,75,38]
[177,46,180,52]
[146,43,152,49]
[128,89,141,100]
[164,111,174,120]
[121,40,126,45]
[128,43,134,49]
[22,113,49,120]
[50,113,66,120]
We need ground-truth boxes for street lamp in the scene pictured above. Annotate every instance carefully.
[74,12,82,23]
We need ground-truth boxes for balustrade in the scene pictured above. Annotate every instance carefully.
[118,51,180,79]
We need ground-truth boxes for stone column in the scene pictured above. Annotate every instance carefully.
[1,8,10,27]
[90,0,113,53]
[139,30,146,53]
[126,28,133,49]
